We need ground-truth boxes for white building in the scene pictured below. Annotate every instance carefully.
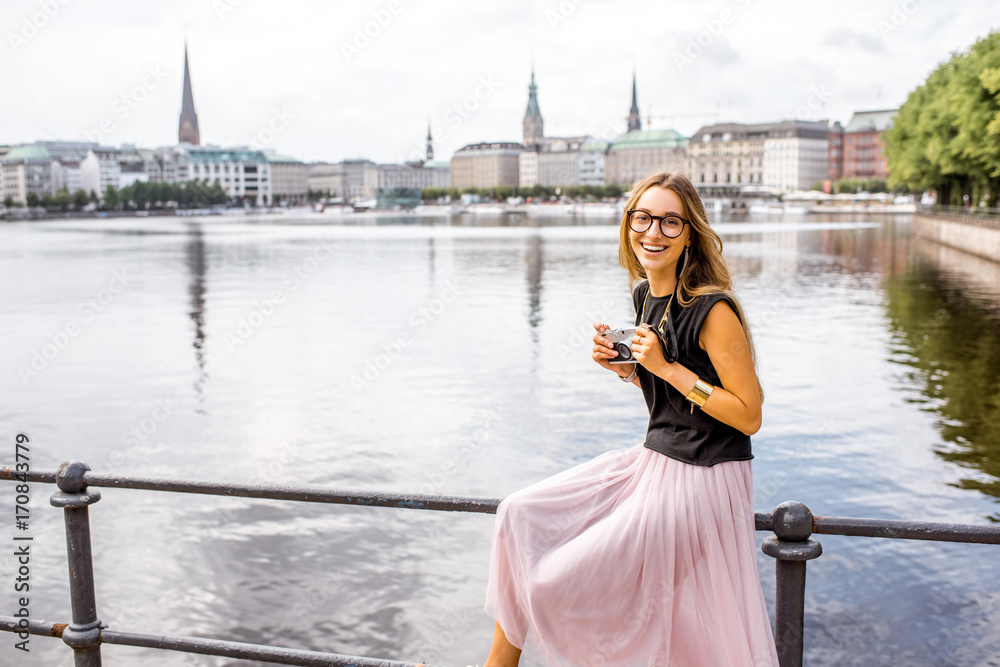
[450,142,523,190]
[363,160,450,193]
[267,154,308,205]
[176,145,272,206]
[518,136,589,188]
[51,159,82,195]
[117,146,149,189]
[762,121,830,192]
[307,162,344,198]
[80,148,121,198]
[518,150,539,188]
[2,145,53,204]
[37,141,95,196]
[578,140,608,186]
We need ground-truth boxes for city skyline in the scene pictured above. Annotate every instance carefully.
[5,0,997,163]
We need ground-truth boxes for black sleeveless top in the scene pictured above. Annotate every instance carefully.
[632,280,753,467]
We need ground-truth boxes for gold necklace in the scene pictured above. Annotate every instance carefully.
[640,286,674,332]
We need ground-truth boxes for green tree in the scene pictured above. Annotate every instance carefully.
[3,196,14,208]
[53,188,71,211]
[886,31,1000,206]
[26,193,39,207]
[103,185,120,210]
[72,189,89,209]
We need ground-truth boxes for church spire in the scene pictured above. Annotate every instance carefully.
[627,70,642,132]
[523,66,544,147]
[179,42,201,145]
[426,119,433,161]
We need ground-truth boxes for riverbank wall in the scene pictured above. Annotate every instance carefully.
[913,212,1000,264]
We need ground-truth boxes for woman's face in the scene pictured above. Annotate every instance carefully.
[628,186,691,277]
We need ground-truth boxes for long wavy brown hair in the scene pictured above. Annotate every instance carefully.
[618,171,763,401]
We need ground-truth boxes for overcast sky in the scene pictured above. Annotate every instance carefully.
[5,0,997,164]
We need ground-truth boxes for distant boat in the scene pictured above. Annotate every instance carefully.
[351,199,376,211]
[414,204,461,215]
[468,204,507,215]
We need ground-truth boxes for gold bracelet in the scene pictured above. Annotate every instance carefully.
[685,378,714,410]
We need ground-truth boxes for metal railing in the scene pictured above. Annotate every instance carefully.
[1,461,998,667]
[915,203,1000,229]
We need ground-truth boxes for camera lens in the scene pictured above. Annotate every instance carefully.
[616,343,632,360]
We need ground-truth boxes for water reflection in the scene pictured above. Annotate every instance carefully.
[185,223,208,411]
[885,236,1000,516]
[524,234,543,337]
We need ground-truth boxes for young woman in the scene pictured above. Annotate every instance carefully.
[479,172,780,666]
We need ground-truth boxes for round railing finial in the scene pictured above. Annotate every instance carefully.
[772,500,813,541]
[56,461,91,493]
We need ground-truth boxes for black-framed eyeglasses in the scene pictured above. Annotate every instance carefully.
[626,209,689,238]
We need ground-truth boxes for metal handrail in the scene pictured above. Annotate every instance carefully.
[915,204,1000,229]
[1,461,997,667]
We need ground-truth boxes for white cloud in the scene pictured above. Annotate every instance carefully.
[2,0,997,163]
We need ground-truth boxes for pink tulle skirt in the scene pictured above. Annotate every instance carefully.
[484,443,780,667]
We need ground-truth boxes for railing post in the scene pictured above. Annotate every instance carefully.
[50,461,104,666]
[762,501,822,667]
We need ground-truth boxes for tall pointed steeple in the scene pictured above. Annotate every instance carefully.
[523,66,544,147]
[426,120,433,161]
[178,42,201,145]
[627,71,642,132]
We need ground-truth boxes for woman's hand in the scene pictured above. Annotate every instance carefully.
[592,322,635,378]
[630,323,672,379]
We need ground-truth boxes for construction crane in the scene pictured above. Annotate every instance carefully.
[645,106,718,130]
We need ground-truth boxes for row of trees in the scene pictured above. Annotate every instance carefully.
[420,184,628,202]
[809,178,905,194]
[304,184,629,204]
[886,31,1000,207]
[110,180,229,210]
[3,180,239,213]
[5,189,95,211]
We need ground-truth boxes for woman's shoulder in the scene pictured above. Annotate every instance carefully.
[688,289,744,325]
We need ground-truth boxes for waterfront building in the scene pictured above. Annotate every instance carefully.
[520,136,590,188]
[117,145,149,189]
[828,109,896,182]
[578,140,608,186]
[37,141,96,196]
[340,159,374,200]
[2,145,53,204]
[307,162,344,198]
[450,142,523,189]
[364,161,450,193]
[80,148,121,198]
[686,122,775,187]
[0,145,9,202]
[605,129,688,187]
[177,145,271,205]
[178,43,201,145]
[136,148,170,183]
[267,154,308,205]
[51,159,82,195]
[762,120,831,192]
[518,150,538,188]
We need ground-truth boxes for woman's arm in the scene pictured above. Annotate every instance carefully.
[631,301,762,435]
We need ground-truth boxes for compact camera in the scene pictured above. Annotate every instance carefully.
[601,327,637,364]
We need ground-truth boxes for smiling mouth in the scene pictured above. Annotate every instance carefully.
[641,243,666,253]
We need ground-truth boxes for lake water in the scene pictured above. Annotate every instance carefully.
[2,210,999,667]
